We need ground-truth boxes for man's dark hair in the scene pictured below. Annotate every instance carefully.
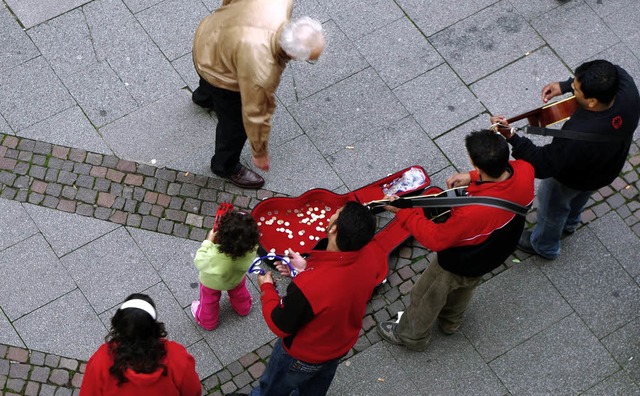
[465,130,509,179]
[335,201,376,252]
[575,59,618,104]
[217,211,259,259]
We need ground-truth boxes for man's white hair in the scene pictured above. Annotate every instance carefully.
[279,17,324,61]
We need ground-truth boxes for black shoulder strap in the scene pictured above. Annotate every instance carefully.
[390,195,530,216]
[525,126,627,142]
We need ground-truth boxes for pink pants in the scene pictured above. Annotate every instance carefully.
[194,277,252,330]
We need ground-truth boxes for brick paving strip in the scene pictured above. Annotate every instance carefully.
[1,132,639,395]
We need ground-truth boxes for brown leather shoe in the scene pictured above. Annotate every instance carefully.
[223,165,264,189]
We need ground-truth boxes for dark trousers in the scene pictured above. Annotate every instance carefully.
[193,77,246,176]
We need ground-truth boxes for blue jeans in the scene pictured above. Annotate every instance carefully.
[530,178,593,259]
[250,339,340,396]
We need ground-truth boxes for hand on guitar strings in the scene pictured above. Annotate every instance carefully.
[541,82,562,103]
[446,172,471,189]
[382,195,401,214]
[489,115,514,139]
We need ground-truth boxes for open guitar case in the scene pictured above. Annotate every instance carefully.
[251,166,443,281]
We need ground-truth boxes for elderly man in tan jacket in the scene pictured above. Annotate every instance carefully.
[192,0,325,189]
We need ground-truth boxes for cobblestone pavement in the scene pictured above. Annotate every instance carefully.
[2,133,639,394]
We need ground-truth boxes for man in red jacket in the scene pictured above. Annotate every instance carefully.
[377,130,535,351]
[251,201,386,396]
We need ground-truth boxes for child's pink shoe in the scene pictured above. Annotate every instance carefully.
[191,300,217,331]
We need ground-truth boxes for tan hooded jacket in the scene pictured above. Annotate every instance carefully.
[193,0,293,159]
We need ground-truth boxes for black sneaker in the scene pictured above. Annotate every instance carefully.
[517,231,555,260]
[377,321,404,346]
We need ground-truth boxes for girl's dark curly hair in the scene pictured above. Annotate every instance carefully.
[216,211,260,259]
[106,293,168,386]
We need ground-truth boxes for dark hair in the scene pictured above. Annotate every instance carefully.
[335,201,376,251]
[465,130,509,178]
[106,293,168,386]
[217,211,260,259]
[574,59,618,104]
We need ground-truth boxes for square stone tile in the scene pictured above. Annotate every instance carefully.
[0,5,39,73]
[387,331,507,395]
[62,62,139,128]
[583,42,640,83]
[471,47,571,118]
[172,52,200,92]
[23,204,119,258]
[26,8,98,78]
[127,227,190,271]
[328,116,449,191]
[602,317,640,385]
[434,115,488,173]
[123,0,166,13]
[394,64,485,139]
[0,234,76,320]
[14,290,106,360]
[355,17,443,89]
[585,0,637,18]
[19,106,113,155]
[187,339,223,379]
[5,0,90,29]
[429,1,544,84]
[165,141,216,178]
[289,68,407,155]
[589,211,640,277]
[463,263,574,361]
[538,228,640,338]
[276,20,369,106]
[490,314,619,394]
[258,134,343,197]
[0,199,38,252]
[531,0,620,67]
[0,311,24,348]
[322,0,404,40]
[60,227,161,313]
[0,114,12,135]
[603,6,640,61]
[329,342,422,395]
[292,0,330,23]
[508,0,567,20]
[136,0,209,61]
[100,90,213,166]
[395,0,495,37]
[582,369,640,396]
[0,56,74,132]
[196,279,275,366]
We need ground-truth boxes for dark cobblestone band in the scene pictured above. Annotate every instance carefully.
[1,132,639,394]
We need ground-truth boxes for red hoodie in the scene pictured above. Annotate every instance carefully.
[80,340,201,396]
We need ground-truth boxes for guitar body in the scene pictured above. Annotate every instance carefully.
[507,96,578,127]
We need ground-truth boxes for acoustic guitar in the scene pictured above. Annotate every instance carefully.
[507,95,578,127]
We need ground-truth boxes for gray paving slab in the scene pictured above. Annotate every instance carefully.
[0,56,74,132]
[602,316,640,385]
[590,211,640,278]
[172,53,200,92]
[13,289,106,361]
[585,0,637,18]
[193,279,274,366]
[292,0,330,23]
[276,20,369,106]
[322,0,403,40]
[583,369,640,396]
[62,62,139,128]
[0,114,12,135]
[603,5,640,61]
[0,199,38,252]
[259,134,343,196]
[19,106,113,155]
[290,68,407,156]
[394,64,485,139]
[537,227,640,338]
[429,1,544,84]
[387,332,506,395]
[508,0,567,20]
[471,47,571,117]
[99,90,213,166]
[395,0,495,37]
[127,227,189,272]
[187,338,223,379]
[355,17,443,89]
[328,342,421,395]
[531,0,620,68]
[0,234,75,321]
[4,0,90,29]
[434,115,488,173]
[60,227,161,313]
[23,203,119,258]
[165,141,217,180]
[0,311,24,348]
[0,5,39,73]
[328,116,449,191]
[26,8,99,78]
[584,42,640,84]
[122,0,165,14]
[136,0,209,61]
[463,262,574,361]
[491,313,619,394]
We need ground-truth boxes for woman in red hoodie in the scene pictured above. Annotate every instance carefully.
[80,293,201,396]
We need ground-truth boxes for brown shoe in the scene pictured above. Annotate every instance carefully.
[223,165,264,189]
